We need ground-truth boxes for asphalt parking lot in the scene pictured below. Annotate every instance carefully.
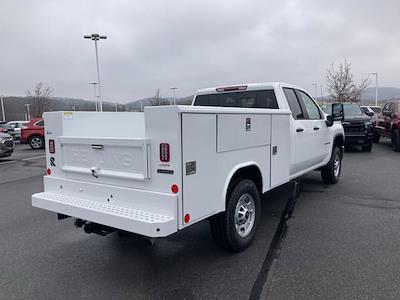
[0,141,399,299]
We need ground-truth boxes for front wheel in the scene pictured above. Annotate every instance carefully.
[209,179,260,252]
[321,146,342,184]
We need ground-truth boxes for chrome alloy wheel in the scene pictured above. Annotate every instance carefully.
[333,152,341,178]
[234,193,256,238]
[31,137,42,149]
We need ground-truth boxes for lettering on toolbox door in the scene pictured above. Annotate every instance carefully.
[68,146,136,170]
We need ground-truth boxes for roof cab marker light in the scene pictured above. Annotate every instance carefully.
[49,139,55,154]
[216,85,247,92]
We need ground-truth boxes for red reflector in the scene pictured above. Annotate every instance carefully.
[171,184,179,194]
[47,168,51,175]
[160,143,170,162]
[49,139,55,154]
[216,85,247,92]
[184,213,190,223]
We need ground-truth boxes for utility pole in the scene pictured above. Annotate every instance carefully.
[25,104,31,121]
[312,83,318,102]
[170,87,178,105]
[320,84,323,105]
[89,82,99,111]
[84,33,107,111]
[370,72,378,106]
[0,96,5,122]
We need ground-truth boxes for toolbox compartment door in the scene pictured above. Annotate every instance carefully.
[59,136,150,184]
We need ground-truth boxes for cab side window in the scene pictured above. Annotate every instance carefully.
[296,91,322,120]
[36,120,44,127]
[283,88,304,119]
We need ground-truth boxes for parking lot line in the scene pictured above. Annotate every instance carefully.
[0,160,15,165]
[21,155,46,161]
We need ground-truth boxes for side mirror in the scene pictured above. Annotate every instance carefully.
[326,103,344,127]
[332,103,344,121]
[365,111,374,117]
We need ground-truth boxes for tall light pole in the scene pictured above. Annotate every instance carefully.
[25,104,31,121]
[312,83,318,102]
[0,96,5,122]
[89,82,99,111]
[170,87,178,105]
[84,33,107,112]
[370,72,378,106]
[320,84,323,105]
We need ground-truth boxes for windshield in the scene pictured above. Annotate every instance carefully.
[370,107,381,113]
[323,103,363,116]
[344,104,363,116]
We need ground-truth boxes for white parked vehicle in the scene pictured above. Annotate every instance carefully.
[6,120,29,140]
[32,83,344,252]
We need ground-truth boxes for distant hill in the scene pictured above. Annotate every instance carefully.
[360,87,400,104]
[125,95,193,111]
[0,96,125,122]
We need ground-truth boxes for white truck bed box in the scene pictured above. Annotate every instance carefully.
[32,106,291,238]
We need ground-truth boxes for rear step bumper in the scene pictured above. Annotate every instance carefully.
[32,191,177,238]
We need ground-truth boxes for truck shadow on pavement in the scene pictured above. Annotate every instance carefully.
[41,183,295,299]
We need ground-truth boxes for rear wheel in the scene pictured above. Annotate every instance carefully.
[29,135,44,149]
[321,146,342,184]
[391,129,400,152]
[209,179,260,252]
[361,143,373,152]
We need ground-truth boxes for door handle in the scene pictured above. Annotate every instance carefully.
[296,128,304,132]
[313,127,320,131]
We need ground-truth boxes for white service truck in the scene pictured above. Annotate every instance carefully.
[32,83,344,252]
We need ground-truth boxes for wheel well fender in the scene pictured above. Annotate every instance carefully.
[222,162,263,209]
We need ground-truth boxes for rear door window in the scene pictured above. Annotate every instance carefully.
[283,88,304,119]
[194,90,278,109]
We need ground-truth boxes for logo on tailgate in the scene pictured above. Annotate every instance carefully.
[69,148,136,170]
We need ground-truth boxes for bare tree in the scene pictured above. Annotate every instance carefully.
[326,60,369,103]
[148,88,165,106]
[26,82,54,117]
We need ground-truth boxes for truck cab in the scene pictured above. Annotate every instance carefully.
[193,83,344,178]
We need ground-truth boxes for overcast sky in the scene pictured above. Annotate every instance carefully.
[1,0,399,103]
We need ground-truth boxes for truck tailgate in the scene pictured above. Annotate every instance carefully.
[59,136,150,184]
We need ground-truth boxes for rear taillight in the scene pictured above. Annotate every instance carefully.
[160,143,170,162]
[49,139,55,153]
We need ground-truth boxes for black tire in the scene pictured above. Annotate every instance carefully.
[373,132,380,143]
[29,135,44,149]
[321,146,342,184]
[361,143,373,152]
[209,179,260,252]
[392,130,400,152]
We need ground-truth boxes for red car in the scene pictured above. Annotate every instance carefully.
[374,101,400,151]
[20,118,45,149]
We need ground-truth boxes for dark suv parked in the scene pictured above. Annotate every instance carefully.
[374,101,400,151]
[323,103,374,152]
